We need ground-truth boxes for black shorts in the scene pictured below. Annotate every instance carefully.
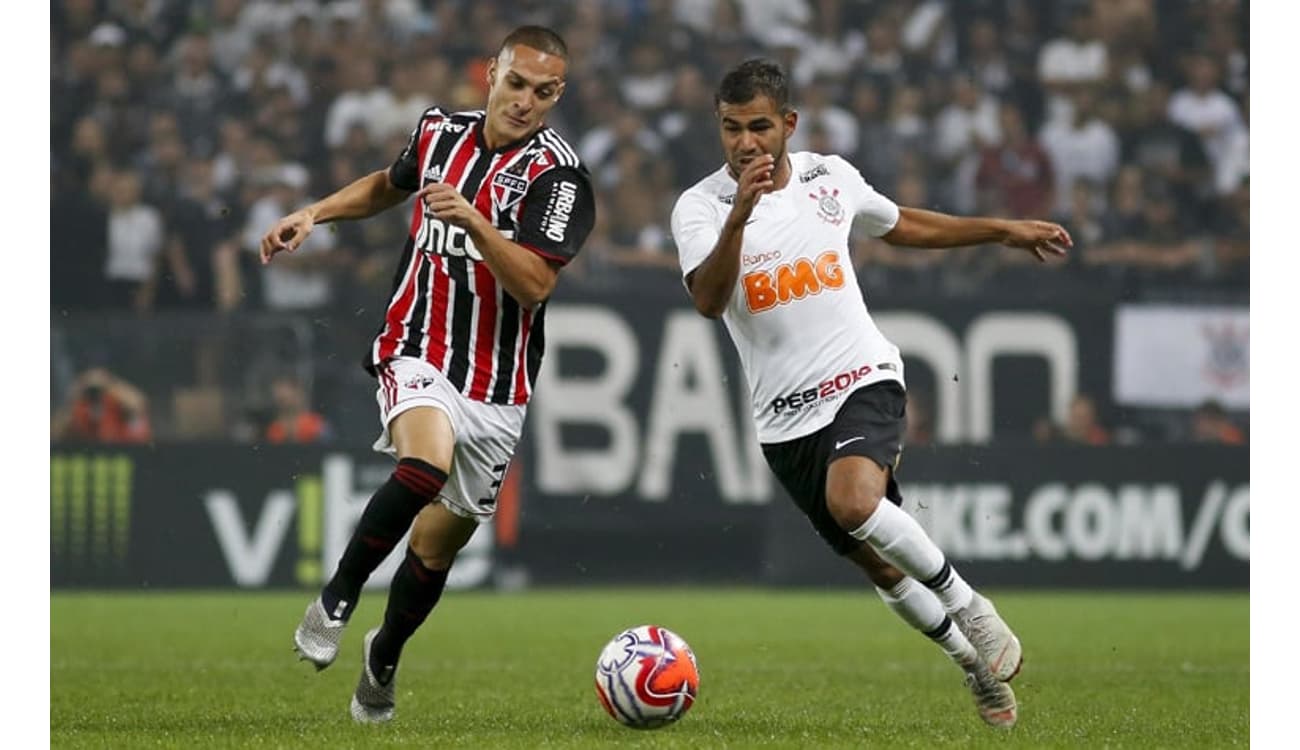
[761,380,907,556]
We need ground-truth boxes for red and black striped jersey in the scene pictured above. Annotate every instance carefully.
[365,106,596,405]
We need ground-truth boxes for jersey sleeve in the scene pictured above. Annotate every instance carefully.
[830,154,900,237]
[670,190,722,280]
[514,166,595,265]
[387,116,424,192]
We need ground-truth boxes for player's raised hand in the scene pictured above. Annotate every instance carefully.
[1002,220,1072,262]
[417,183,484,231]
[732,154,776,220]
[260,210,315,265]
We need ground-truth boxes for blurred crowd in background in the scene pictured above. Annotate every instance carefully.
[50,0,1248,446]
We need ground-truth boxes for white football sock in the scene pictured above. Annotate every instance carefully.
[876,579,978,667]
[850,500,974,612]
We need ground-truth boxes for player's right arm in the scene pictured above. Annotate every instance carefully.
[261,113,430,264]
[678,155,775,318]
[259,170,411,265]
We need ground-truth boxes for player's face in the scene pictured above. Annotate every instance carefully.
[484,44,567,147]
[717,95,796,179]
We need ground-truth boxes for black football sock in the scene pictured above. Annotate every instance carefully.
[369,548,450,682]
[320,457,447,621]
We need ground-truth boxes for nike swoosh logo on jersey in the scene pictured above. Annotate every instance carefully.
[835,436,866,450]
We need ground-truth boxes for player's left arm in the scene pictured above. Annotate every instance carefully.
[417,167,595,307]
[882,207,1072,262]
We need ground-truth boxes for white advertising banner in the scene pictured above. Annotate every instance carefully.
[1113,305,1249,408]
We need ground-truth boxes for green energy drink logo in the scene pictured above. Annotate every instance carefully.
[51,454,132,572]
[295,474,322,586]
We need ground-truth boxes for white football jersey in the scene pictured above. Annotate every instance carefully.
[671,151,905,444]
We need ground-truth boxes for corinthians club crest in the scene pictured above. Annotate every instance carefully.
[809,186,845,225]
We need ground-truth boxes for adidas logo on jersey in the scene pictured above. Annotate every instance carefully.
[423,165,443,183]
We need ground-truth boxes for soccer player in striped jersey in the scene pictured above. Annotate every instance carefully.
[671,59,1073,729]
[259,26,594,723]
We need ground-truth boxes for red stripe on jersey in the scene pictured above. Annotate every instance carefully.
[426,253,451,370]
[376,250,423,366]
[442,128,479,188]
[513,307,533,404]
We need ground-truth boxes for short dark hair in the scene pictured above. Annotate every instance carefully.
[715,58,791,112]
[499,25,568,62]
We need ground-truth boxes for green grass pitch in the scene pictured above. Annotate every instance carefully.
[51,589,1247,748]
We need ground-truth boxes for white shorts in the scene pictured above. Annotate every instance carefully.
[373,357,526,522]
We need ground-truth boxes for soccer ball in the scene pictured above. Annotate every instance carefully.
[594,624,700,729]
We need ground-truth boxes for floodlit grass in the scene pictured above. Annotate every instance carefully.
[51,589,1247,748]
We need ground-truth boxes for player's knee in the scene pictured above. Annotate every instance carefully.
[398,450,450,477]
[825,477,885,530]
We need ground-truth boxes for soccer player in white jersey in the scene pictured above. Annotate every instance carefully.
[671,59,1072,729]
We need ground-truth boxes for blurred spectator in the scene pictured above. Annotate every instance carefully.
[374,57,447,144]
[137,112,187,207]
[145,158,241,312]
[975,102,1054,219]
[790,0,865,87]
[1039,88,1120,217]
[1189,400,1245,445]
[852,171,944,283]
[604,182,678,274]
[104,169,166,312]
[849,80,904,194]
[1122,80,1211,223]
[1105,165,1147,234]
[620,40,676,113]
[204,0,254,75]
[1063,394,1110,446]
[658,65,722,191]
[931,73,1001,213]
[168,32,229,155]
[1063,179,1106,251]
[264,374,333,444]
[1211,181,1249,281]
[860,15,908,91]
[964,16,1013,98]
[324,57,394,149]
[578,110,664,186]
[1088,181,1200,276]
[899,0,958,72]
[737,0,812,49]
[1036,4,1107,127]
[886,86,932,174]
[51,368,153,444]
[1167,53,1248,196]
[788,79,858,156]
[240,163,340,310]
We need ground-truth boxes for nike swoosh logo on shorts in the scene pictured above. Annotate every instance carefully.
[835,436,866,450]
